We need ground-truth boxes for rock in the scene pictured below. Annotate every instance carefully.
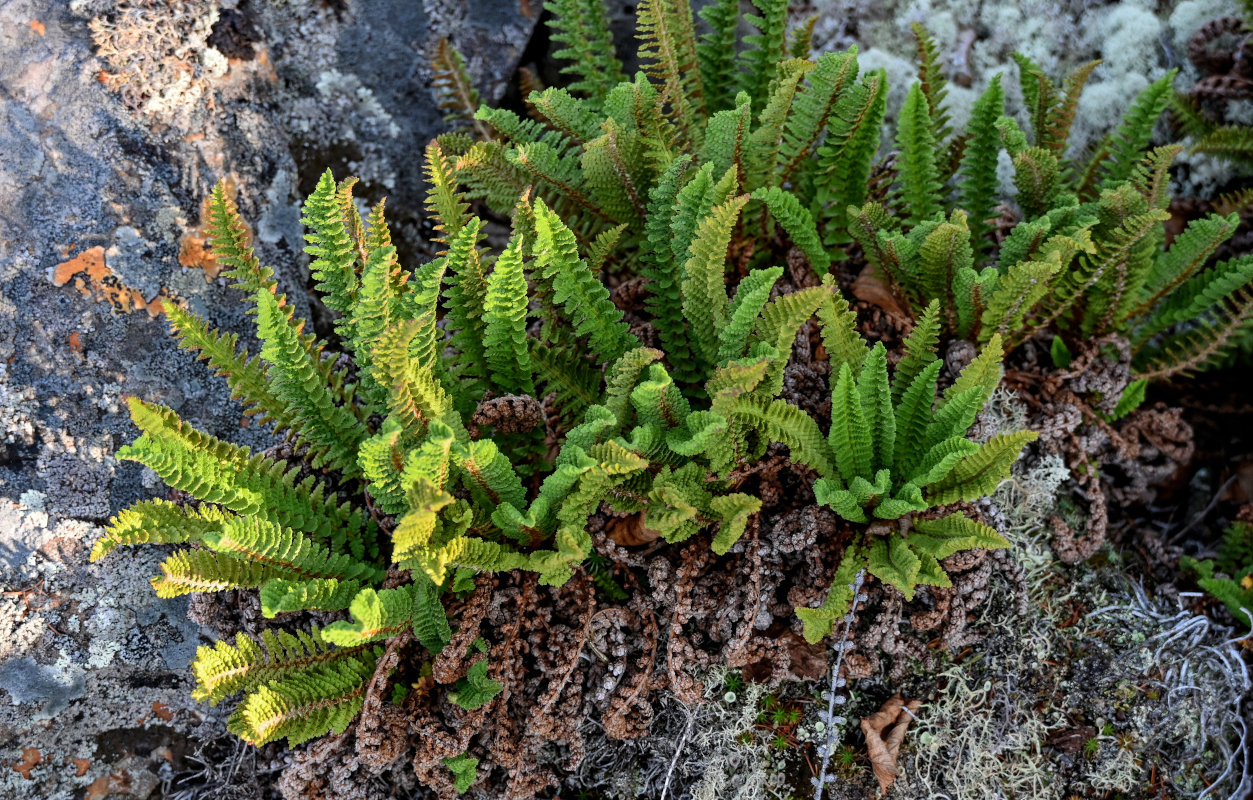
[0,1,537,797]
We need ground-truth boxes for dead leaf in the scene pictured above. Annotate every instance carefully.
[861,693,921,795]
[850,267,908,319]
[605,514,660,547]
[1046,725,1097,754]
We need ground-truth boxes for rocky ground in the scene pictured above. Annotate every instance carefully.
[0,1,1249,799]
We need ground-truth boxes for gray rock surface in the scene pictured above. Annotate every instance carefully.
[0,1,536,797]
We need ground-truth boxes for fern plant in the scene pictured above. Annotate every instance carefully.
[94,0,1043,768]
[1182,519,1253,631]
[440,3,1253,385]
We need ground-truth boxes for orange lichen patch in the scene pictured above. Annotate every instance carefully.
[85,771,131,800]
[52,245,169,318]
[12,747,41,779]
[52,247,106,286]
[150,701,174,722]
[178,232,220,279]
[30,20,45,36]
[68,331,83,353]
[72,758,91,778]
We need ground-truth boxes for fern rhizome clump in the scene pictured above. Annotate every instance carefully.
[91,0,1252,796]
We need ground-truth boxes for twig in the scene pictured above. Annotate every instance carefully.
[812,569,867,800]
[659,705,696,800]
[1169,474,1237,544]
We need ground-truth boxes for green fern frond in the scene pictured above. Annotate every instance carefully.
[91,500,230,562]
[636,0,706,147]
[719,267,784,363]
[164,303,291,429]
[1136,286,1253,381]
[204,516,382,587]
[302,170,360,328]
[911,24,951,143]
[545,0,625,104]
[117,398,373,558]
[681,193,750,366]
[746,58,813,190]
[482,232,536,397]
[152,549,293,597]
[1096,70,1177,190]
[259,578,364,617]
[696,0,739,112]
[924,430,1038,505]
[192,627,376,705]
[424,140,472,248]
[534,198,638,363]
[893,83,943,226]
[1193,125,1253,165]
[256,289,367,476]
[322,586,419,646]
[957,75,1005,256]
[228,656,375,746]
[752,186,831,273]
[737,0,790,112]
[812,70,886,246]
[779,49,859,188]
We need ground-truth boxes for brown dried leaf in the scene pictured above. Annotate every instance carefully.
[605,513,660,547]
[861,693,922,795]
[850,267,909,319]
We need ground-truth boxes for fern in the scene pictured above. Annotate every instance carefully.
[545,0,625,105]
[957,75,1005,257]
[893,84,943,226]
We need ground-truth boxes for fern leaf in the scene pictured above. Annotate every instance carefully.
[431,38,490,139]
[192,627,375,705]
[957,75,1005,256]
[228,656,375,746]
[752,186,832,273]
[816,277,870,376]
[482,232,536,397]
[681,193,750,365]
[892,300,940,404]
[893,83,943,226]
[867,534,923,600]
[812,70,886,245]
[116,398,373,558]
[911,24,951,142]
[745,58,813,190]
[719,267,784,363]
[256,289,367,476]
[636,0,706,147]
[737,0,790,110]
[696,0,739,112]
[1098,70,1177,189]
[828,363,872,482]
[91,500,229,561]
[779,49,860,187]
[728,396,837,480]
[204,517,383,585]
[259,578,364,617]
[925,431,1038,505]
[302,170,359,329]
[534,198,638,363]
[545,0,625,104]
[795,544,866,642]
[322,586,419,646]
